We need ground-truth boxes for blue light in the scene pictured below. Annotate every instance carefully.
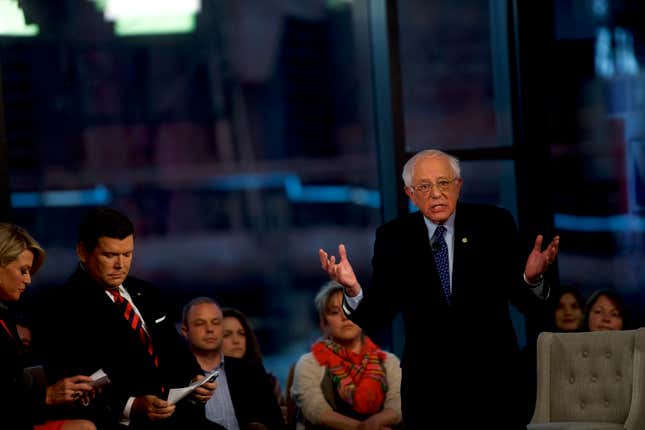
[207,172,381,208]
[11,185,112,208]
[11,175,381,209]
[554,213,645,232]
[10,192,40,208]
[210,173,293,191]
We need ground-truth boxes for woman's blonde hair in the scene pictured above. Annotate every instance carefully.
[0,223,46,274]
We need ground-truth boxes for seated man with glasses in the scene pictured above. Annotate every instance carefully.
[319,149,560,429]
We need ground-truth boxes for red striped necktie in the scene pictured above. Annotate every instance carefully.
[108,289,159,368]
[0,319,15,339]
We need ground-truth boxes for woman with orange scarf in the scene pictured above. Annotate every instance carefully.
[291,281,402,430]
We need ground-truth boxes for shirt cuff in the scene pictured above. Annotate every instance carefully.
[523,272,543,287]
[343,288,363,315]
[121,396,135,425]
[524,272,549,299]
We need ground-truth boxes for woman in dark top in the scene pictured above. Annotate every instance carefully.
[222,307,286,418]
[0,223,96,430]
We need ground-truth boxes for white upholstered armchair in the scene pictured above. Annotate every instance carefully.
[529,328,645,430]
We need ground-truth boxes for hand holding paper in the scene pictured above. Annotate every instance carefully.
[89,368,110,389]
[167,369,219,405]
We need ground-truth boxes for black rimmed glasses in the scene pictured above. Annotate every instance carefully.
[409,178,458,194]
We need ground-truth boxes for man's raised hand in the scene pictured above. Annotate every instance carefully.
[524,234,560,284]
[319,244,361,297]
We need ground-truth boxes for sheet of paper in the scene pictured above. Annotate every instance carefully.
[89,368,110,389]
[167,369,219,405]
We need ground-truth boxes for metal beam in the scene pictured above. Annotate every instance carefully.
[0,60,11,221]
[369,0,407,223]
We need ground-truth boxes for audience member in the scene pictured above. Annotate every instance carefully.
[182,297,286,430]
[584,288,626,331]
[291,281,402,430]
[222,307,285,413]
[0,223,96,430]
[319,149,559,428]
[548,285,585,332]
[32,208,217,430]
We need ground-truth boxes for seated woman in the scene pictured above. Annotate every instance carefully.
[584,288,626,331]
[291,281,402,430]
[221,307,286,414]
[548,285,585,332]
[0,223,96,430]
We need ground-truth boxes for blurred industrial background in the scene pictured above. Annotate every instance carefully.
[1,0,644,387]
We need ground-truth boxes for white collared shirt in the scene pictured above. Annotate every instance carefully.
[104,284,149,332]
[104,284,149,423]
[204,355,240,430]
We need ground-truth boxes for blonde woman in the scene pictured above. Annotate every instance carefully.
[291,281,402,430]
[0,223,96,430]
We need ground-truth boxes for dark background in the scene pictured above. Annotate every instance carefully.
[0,0,643,386]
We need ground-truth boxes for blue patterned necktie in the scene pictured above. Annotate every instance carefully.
[431,225,451,304]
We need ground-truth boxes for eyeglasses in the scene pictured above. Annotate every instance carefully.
[409,178,458,194]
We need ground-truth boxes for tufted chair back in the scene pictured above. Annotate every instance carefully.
[529,328,645,430]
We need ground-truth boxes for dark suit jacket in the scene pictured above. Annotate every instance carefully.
[33,267,203,429]
[221,356,286,430]
[0,303,47,430]
[346,203,545,429]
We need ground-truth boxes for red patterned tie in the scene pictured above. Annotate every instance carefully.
[0,319,15,339]
[108,289,159,368]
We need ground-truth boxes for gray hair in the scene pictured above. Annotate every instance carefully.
[401,149,461,187]
[182,296,221,325]
[314,280,345,321]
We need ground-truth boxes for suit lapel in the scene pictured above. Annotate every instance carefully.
[452,204,476,304]
[408,212,449,305]
[410,211,434,260]
[73,270,147,344]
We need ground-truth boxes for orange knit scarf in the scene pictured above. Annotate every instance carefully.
[312,336,388,415]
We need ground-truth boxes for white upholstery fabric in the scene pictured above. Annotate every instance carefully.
[529,328,645,430]
[528,423,623,430]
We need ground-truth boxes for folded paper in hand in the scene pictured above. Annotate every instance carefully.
[90,369,110,389]
[167,369,219,405]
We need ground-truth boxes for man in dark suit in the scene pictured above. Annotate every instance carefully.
[319,149,560,429]
[181,296,286,430]
[33,208,218,430]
